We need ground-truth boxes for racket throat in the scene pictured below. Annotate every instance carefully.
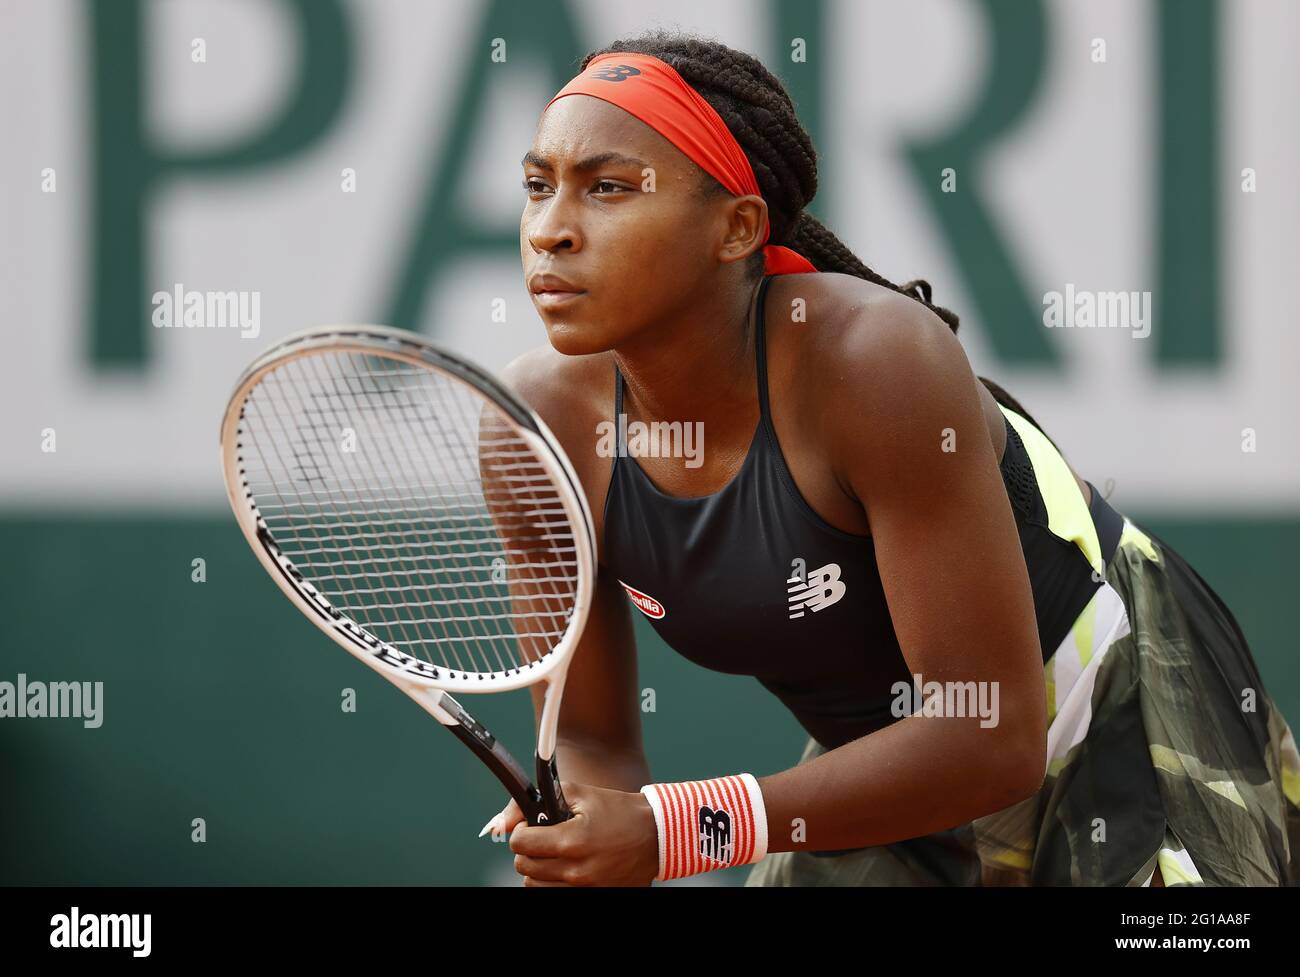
[531,677,571,824]
[433,691,559,826]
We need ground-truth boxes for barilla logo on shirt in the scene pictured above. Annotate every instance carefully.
[619,580,665,619]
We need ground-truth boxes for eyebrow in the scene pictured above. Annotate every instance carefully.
[521,150,650,172]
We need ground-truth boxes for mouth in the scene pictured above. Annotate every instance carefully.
[532,288,586,310]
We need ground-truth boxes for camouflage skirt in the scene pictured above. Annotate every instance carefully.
[746,517,1300,886]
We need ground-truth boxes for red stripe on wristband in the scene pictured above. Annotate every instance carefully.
[718,775,752,866]
[641,773,769,881]
[685,779,707,875]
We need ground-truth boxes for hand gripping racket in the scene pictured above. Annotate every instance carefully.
[220,325,595,826]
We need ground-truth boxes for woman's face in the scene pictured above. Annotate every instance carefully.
[520,95,755,355]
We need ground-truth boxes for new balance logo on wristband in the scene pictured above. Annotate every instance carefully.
[698,805,734,863]
[641,773,769,881]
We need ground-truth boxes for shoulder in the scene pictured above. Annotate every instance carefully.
[500,343,612,438]
[781,271,960,368]
[499,343,617,541]
[768,272,988,501]
[769,271,971,418]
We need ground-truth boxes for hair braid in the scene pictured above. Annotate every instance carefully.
[582,30,1053,441]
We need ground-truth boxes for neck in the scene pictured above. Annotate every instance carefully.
[613,276,764,442]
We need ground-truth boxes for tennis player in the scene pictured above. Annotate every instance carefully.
[492,31,1300,886]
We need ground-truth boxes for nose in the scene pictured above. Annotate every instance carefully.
[525,188,582,256]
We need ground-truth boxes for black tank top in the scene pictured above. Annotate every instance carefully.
[602,274,1123,750]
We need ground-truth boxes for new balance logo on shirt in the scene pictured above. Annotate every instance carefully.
[787,563,847,619]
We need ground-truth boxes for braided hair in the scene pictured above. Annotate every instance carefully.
[581,30,1052,440]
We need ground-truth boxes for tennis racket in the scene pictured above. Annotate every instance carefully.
[220,325,595,826]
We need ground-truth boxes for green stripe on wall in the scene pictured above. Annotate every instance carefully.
[0,514,1294,883]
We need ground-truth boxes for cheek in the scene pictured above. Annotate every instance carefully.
[590,209,703,290]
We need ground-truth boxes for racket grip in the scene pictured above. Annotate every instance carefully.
[535,753,572,826]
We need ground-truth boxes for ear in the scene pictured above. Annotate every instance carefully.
[717,194,768,265]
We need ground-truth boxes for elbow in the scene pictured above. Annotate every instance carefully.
[954,730,1046,821]
[972,750,1043,819]
[968,713,1046,813]
[998,685,1049,804]
[1005,750,1046,805]
[997,729,1048,806]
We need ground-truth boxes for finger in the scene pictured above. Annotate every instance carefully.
[506,821,579,857]
[509,817,583,858]
[478,798,526,840]
[477,813,505,839]
[517,862,644,883]
[514,854,583,884]
[521,870,648,888]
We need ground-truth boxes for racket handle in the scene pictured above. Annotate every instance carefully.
[535,753,572,826]
[438,701,549,825]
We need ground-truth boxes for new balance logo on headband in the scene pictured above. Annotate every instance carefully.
[589,64,641,82]
[787,563,846,619]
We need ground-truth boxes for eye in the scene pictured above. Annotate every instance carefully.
[593,180,627,194]
[521,177,550,197]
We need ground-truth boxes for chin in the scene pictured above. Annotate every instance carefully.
[542,319,614,357]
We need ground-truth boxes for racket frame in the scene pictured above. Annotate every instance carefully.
[220,325,596,825]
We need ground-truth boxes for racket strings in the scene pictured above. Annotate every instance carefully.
[329,351,564,674]
[238,349,578,677]
[253,352,564,674]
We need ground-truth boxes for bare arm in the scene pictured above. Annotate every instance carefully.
[758,295,1048,853]
[501,349,651,794]
[529,565,648,791]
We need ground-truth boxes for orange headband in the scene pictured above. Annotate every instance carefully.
[545,52,818,277]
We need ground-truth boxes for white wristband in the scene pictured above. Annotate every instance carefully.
[640,773,769,881]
